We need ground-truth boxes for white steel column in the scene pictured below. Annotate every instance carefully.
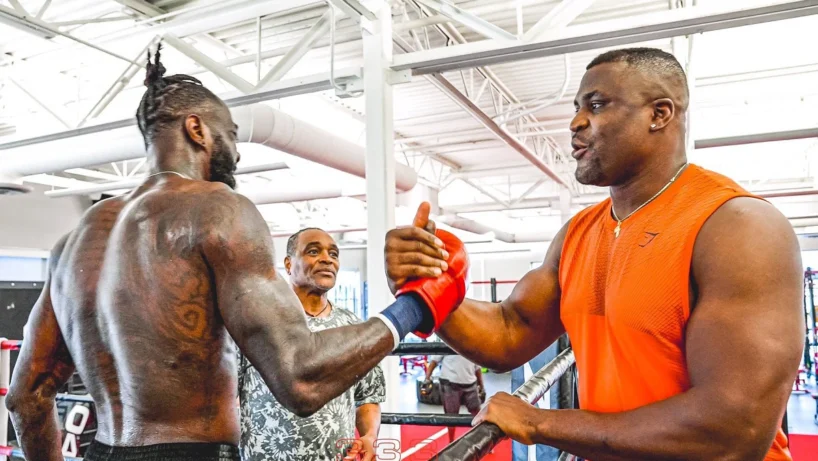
[361,0,400,447]
[560,188,572,225]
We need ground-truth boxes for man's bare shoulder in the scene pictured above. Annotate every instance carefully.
[693,196,799,285]
[183,182,271,251]
[698,197,794,246]
[189,181,260,228]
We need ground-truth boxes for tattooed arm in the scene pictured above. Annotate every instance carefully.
[7,235,76,461]
[201,189,394,417]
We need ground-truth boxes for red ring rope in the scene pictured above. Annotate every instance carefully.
[1,340,22,350]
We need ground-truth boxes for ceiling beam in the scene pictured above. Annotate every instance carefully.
[78,38,158,127]
[393,0,818,74]
[426,73,571,188]
[257,9,333,87]
[414,0,516,41]
[0,67,363,151]
[327,0,376,23]
[524,0,598,41]
[8,0,29,16]
[0,5,140,65]
[461,178,509,206]
[0,4,54,38]
[114,0,164,17]
[163,34,256,94]
[8,77,72,129]
[35,0,51,19]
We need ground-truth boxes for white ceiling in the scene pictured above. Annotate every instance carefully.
[1,0,818,249]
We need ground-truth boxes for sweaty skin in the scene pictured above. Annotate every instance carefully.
[6,102,420,460]
[385,59,802,460]
[7,177,396,454]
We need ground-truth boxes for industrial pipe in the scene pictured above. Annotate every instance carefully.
[232,104,418,191]
[45,162,290,198]
[0,103,417,198]
[695,128,818,149]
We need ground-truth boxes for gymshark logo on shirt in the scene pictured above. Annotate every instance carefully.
[6,302,14,310]
[638,232,659,248]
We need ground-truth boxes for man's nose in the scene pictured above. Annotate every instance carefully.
[570,111,588,134]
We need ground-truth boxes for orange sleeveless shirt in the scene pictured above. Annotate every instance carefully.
[559,164,791,461]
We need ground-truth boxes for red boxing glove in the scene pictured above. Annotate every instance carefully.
[396,229,469,338]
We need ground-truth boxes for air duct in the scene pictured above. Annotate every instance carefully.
[0,103,418,198]
[232,104,418,192]
[438,214,556,244]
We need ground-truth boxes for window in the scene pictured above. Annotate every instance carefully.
[327,270,363,318]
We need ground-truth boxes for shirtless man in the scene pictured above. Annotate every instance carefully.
[5,47,464,461]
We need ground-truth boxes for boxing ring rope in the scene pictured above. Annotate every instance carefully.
[382,413,474,427]
[393,342,456,356]
[430,348,576,461]
[1,338,577,460]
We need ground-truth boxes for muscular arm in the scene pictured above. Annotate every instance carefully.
[355,404,381,440]
[202,191,394,417]
[6,236,76,461]
[519,198,802,460]
[436,224,569,372]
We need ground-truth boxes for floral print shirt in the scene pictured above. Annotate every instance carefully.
[237,307,386,461]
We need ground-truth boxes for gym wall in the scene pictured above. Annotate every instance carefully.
[0,185,91,251]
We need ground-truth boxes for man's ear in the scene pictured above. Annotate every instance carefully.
[184,114,210,149]
[284,256,292,275]
[649,98,676,131]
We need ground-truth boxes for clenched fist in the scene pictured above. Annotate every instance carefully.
[384,202,450,295]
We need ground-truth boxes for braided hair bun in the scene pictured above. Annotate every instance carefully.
[144,42,168,91]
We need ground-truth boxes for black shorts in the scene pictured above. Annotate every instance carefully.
[83,441,240,461]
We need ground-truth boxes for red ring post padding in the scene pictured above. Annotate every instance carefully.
[0,340,22,350]
[1,446,83,461]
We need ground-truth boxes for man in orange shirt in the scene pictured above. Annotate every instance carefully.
[385,48,803,460]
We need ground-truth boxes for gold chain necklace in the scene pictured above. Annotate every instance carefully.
[611,163,688,238]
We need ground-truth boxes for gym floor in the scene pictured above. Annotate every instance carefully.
[787,374,818,461]
[788,391,818,436]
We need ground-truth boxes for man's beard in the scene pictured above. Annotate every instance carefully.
[209,134,237,189]
[574,155,605,186]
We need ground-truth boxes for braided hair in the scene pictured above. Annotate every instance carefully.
[136,43,225,147]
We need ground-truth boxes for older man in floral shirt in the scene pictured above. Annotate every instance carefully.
[238,228,385,461]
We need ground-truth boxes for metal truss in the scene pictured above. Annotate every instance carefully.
[392,0,818,74]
